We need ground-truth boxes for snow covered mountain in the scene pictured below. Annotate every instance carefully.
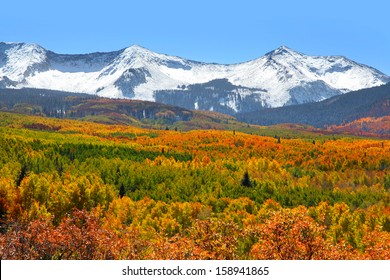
[0,42,389,114]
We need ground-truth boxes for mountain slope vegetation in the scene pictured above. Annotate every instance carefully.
[0,111,389,259]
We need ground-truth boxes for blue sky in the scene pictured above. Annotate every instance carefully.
[1,0,389,74]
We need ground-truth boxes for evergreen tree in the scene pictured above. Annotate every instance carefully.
[119,183,126,198]
[241,171,252,187]
[16,164,28,187]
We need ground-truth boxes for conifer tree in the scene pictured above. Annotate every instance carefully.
[119,183,126,198]
[241,171,252,187]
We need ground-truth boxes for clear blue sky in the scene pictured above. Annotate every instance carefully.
[1,0,389,74]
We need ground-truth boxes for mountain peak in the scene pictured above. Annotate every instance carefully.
[0,42,45,51]
[118,45,158,65]
[277,45,293,51]
[123,44,154,56]
[267,45,301,57]
[0,42,48,81]
[127,44,149,51]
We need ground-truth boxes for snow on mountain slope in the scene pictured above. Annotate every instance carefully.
[0,42,389,113]
[0,42,49,82]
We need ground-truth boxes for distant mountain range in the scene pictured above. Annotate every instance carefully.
[1,42,389,114]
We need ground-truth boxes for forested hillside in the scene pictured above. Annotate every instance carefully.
[327,116,390,138]
[0,112,389,259]
[1,87,389,139]
[0,88,325,138]
[237,83,390,129]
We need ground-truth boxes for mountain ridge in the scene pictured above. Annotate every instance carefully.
[1,42,389,114]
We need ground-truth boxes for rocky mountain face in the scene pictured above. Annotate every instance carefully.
[1,42,389,114]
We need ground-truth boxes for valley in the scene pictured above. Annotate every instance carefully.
[0,111,389,259]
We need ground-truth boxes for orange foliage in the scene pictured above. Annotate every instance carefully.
[1,112,390,260]
[328,116,390,138]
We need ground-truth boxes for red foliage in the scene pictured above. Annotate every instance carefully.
[0,210,129,260]
[250,209,356,260]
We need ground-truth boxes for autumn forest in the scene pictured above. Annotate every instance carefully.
[0,111,389,260]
